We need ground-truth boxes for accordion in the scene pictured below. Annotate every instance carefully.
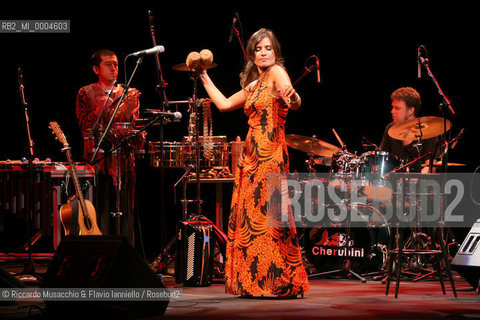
[175,218,214,287]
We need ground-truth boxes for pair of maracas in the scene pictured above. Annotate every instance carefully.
[186,49,214,69]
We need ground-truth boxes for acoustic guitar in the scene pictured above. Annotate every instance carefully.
[49,121,102,236]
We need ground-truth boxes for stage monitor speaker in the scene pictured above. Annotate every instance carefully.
[452,219,480,289]
[41,236,169,318]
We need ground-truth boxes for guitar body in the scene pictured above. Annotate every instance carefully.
[49,121,102,237]
[60,196,102,236]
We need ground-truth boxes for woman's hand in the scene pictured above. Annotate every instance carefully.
[278,85,300,109]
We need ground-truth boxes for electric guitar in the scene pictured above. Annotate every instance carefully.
[49,121,102,236]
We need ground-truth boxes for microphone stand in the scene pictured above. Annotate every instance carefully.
[148,9,168,253]
[231,13,247,62]
[419,52,457,295]
[293,56,318,86]
[148,10,169,111]
[90,56,143,238]
[293,66,316,86]
[17,67,42,281]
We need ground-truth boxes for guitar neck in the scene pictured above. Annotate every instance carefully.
[64,148,89,216]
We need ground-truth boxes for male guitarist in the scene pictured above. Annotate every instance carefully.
[76,49,141,246]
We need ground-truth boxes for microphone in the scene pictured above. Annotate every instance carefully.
[228,15,237,43]
[17,67,27,106]
[17,67,24,92]
[147,110,182,120]
[129,45,165,57]
[417,47,422,79]
[419,56,429,67]
[315,56,321,83]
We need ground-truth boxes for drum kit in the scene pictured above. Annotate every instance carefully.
[285,116,464,280]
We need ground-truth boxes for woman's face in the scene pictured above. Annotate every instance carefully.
[253,37,276,71]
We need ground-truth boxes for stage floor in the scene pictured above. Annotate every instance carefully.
[162,278,478,320]
[2,264,479,319]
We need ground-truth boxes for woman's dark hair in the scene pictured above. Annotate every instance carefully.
[240,28,284,89]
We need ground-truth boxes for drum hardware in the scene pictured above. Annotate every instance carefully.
[306,141,392,282]
[361,136,379,151]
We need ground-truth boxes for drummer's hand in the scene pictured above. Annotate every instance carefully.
[126,88,141,106]
[421,159,435,174]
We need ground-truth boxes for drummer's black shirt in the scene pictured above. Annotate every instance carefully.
[379,122,440,172]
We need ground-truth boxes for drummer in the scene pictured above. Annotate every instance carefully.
[379,87,439,173]
[76,49,141,245]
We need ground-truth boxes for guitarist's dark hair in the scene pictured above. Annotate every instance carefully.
[91,49,116,67]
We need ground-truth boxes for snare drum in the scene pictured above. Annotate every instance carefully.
[149,141,185,168]
[358,151,400,201]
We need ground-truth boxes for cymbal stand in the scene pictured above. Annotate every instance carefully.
[305,136,319,174]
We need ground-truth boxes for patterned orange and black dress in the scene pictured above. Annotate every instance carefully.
[225,68,310,296]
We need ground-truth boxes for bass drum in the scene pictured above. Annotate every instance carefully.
[303,202,390,275]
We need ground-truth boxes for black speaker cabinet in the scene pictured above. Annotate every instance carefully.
[452,219,480,289]
[42,236,168,318]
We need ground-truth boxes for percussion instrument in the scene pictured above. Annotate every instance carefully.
[388,116,451,141]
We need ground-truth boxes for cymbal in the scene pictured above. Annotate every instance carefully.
[421,161,466,167]
[388,116,451,141]
[172,62,218,71]
[285,134,340,157]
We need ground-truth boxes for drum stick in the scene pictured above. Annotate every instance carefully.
[332,128,345,149]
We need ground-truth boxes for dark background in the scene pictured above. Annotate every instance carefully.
[1,1,478,259]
